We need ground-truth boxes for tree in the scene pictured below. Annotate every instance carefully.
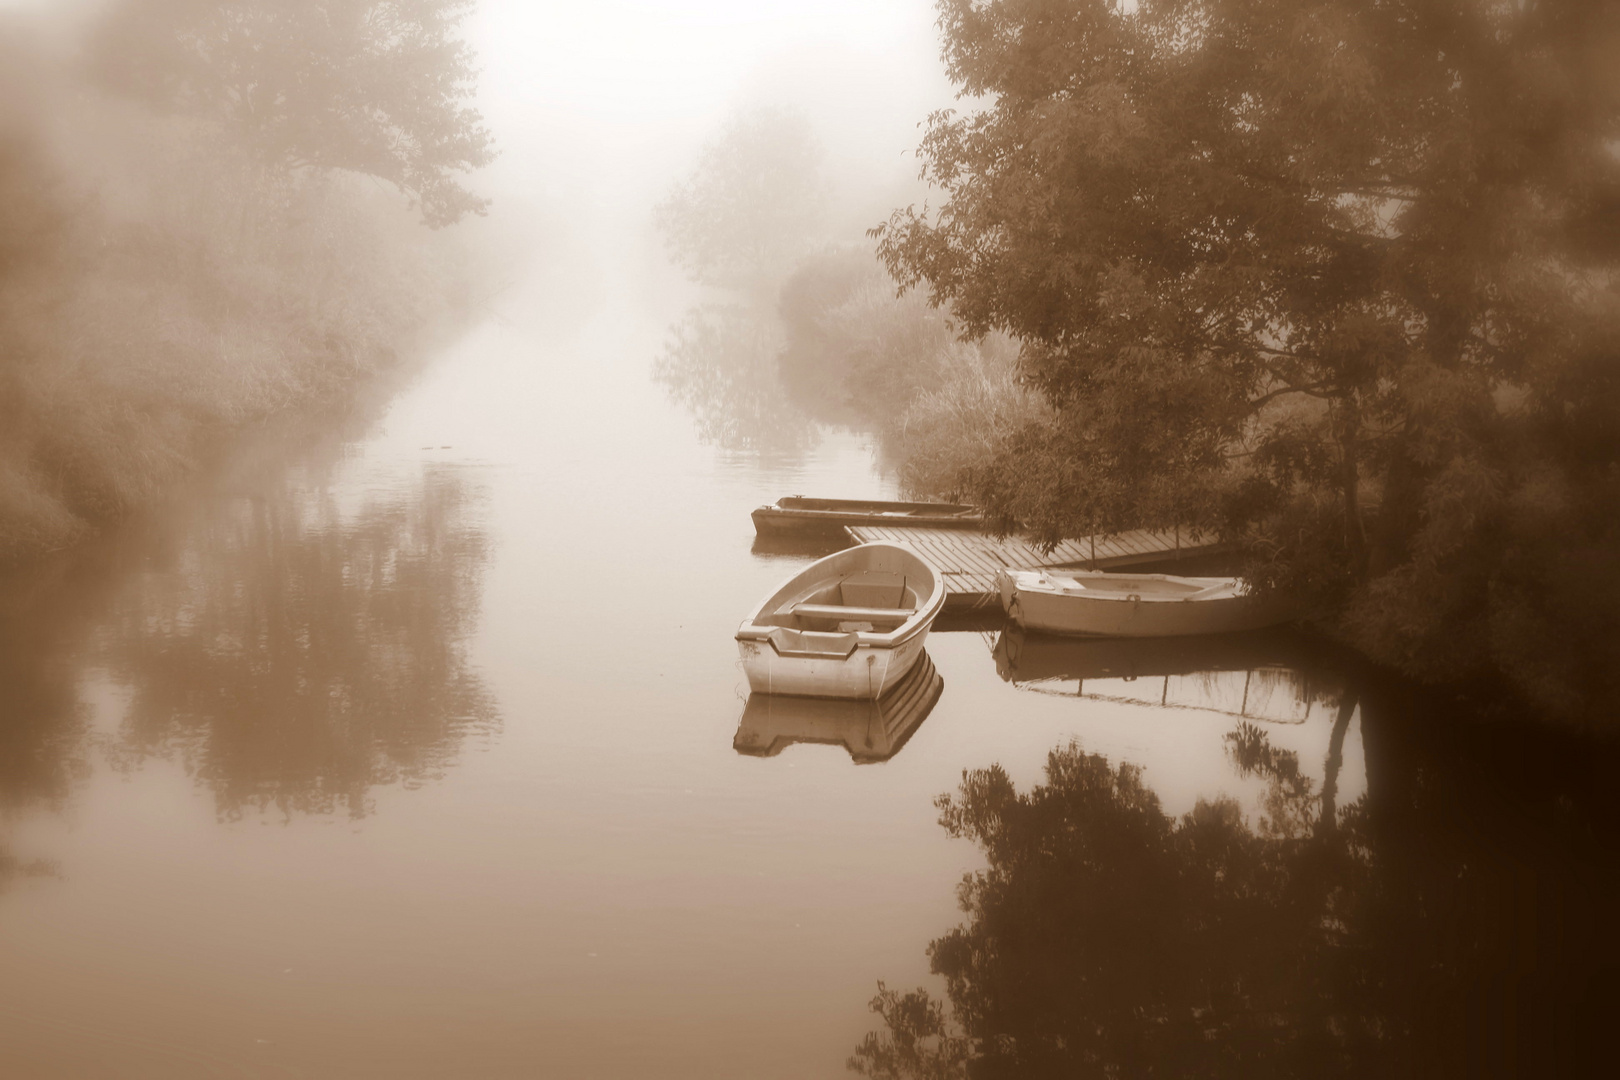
[878,0,1620,721]
[654,106,828,289]
[90,0,494,226]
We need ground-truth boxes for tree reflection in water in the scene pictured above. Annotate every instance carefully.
[0,570,94,817]
[853,673,1620,1078]
[105,463,498,820]
[654,303,820,461]
[0,557,103,888]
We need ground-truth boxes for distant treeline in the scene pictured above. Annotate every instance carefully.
[0,1,492,563]
[652,109,1040,482]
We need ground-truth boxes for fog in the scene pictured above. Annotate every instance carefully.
[4,4,1617,1078]
[0,0,961,556]
[462,0,953,290]
[2,0,954,283]
[469,2,947,189]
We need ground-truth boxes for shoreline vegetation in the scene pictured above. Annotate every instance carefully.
[0,2,494,565]
[657,1,1619,730]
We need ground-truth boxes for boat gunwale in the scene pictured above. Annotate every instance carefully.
[1011,569,1242,604]
[766,496,979,514]
[751,498,984,535]
[737,542,947,652]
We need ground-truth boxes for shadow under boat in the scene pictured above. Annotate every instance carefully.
[993,627,1344,723]
[733,652,944,764]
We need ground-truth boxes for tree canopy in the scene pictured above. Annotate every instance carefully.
[654,106,828,289]
[878,0,1620,721]
[90,0,494,226]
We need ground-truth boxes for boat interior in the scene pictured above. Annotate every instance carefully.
[756,570,922,633]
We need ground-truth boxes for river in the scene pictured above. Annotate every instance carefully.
[1,264,1614,1078]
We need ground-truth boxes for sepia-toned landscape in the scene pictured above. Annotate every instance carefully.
[2,2,1617,1077]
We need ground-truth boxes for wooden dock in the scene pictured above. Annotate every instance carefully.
[846,525,1228,611]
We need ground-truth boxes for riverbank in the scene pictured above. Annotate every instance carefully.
[0,21,494,566]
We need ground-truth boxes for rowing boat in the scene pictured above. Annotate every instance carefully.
[751,496,982,537]
[997,567,1298,637]
[736,542,946,698]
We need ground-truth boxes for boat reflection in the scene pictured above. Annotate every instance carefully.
[733,652,943,763]
[993,627,1341,723]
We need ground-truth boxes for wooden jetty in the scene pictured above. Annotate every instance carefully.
[845,525,1229,611]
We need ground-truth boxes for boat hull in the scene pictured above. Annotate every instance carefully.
[736,542,946,700]
[998,569,1298,637]
[752,497,982,537]
[737,629,928,698]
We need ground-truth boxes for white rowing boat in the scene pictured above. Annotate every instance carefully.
[997,567,1298,637]
[736,542,946,699]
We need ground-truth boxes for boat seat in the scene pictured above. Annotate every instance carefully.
[791,603,916,623]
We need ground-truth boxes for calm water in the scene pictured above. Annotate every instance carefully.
[1,274,1614,1078]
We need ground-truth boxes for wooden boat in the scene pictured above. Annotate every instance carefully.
[996,567,1298,637]
[751,496,982,537]
[736,542,946,699]
[733,652,943,763]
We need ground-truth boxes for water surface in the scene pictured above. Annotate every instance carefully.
[1,273,1610,1078]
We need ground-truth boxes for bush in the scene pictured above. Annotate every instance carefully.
[893,332,1049,500]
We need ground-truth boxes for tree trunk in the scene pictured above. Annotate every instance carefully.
[1339,397,1368,578]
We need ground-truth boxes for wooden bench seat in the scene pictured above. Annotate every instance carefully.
[790,603,916,622]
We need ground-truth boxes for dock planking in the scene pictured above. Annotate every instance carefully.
[846,524,1228,610]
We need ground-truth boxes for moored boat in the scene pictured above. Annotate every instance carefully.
[751,496,982,537]
[997,567,1298,637]
[736,542,946,699]
[733,652,943,763]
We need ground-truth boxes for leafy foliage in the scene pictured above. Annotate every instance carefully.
[774,245,1040,492]
[878,0,1620,720]
[1,18,485,561]
[90,0,493,226]
[654,107,828,290]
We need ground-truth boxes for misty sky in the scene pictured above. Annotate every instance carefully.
[466,0,953,221]
[1,0,956,284]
